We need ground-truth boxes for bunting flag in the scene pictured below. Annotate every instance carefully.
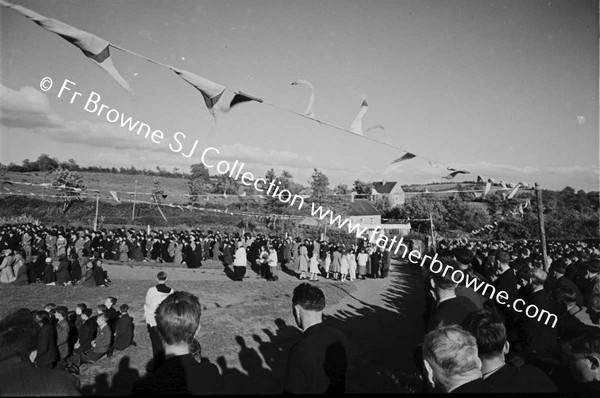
[291,79,316,118]
[484,181,492,197]
[350,99,368,135]
[0,0,130,92]
[170,67,226,115]
[506,184,520,200]
[443,168,470,180]
[223,191,228,198]
[473,192,483,198]
[239,192,247,197]
[218,90,263,113]
[162,194,168,199]
[109,191,120,203]
[391,152,417,164]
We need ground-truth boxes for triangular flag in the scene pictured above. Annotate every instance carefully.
[484,181,492,197]
[170,66,225,115]
[365,125,385,134]
[443,168,470,180]
[350,99,368,135]
[291,79,315,118]
[162,194,168,199]
[391,152,417,164]
[109,191,120,203]
[223,191,228,198]
[0,0,130,91]
[239,192,247,197]
[473,192,483,198]
[218,90,262,113]
[507,183,522,200]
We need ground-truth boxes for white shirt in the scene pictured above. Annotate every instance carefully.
[144,284,173,326]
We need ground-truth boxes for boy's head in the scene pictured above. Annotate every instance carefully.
[119,304,129,314]
[44,303,56,313]
[54,306,68,321]
[105,297,117,308]
[75,303,87,315]
[563,329,600,383]
[97,304,108,314]
[81,308,93,320]
[96,313,108,327]
[155,291,202,347]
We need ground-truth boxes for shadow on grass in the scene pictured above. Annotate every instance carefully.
[79,262,426,395]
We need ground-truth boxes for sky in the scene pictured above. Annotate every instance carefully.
[0,0,598,192]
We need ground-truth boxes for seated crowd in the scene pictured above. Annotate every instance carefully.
[420,238,600,393]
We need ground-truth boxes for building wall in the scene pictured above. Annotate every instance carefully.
[349,215,381,227]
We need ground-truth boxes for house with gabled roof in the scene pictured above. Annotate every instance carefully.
[348,199,381,228]
[371,181,405,208]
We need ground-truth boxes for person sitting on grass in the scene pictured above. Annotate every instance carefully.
[70,313,111,367]
[81,261,95,287]
[104,297,119,331]
[114,304,135,351]
[132,291,221,394]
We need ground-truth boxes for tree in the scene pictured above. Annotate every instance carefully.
[387,194,449,231]
[51,166,86,212]
[334,183,349,195]
[36,154,59,173]
[353,179,372,195]
[309,168,329,205]
[188,163,212,203]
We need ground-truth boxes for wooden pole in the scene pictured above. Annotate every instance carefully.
[429,212,436,253]
[93,193,99,231]
[132,180,138,220]
[535,183,549,271]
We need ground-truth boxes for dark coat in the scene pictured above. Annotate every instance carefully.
[56,260,71,284]
[113,314,134,350]
[36,323,58,368]
[77,318,96,353]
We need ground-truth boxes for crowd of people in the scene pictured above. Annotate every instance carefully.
[418,238,600,392]
[0,295,136,395]
[0,223,394,285]
[1,220,600,394]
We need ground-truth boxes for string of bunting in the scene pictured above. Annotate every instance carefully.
[0,0,531,189]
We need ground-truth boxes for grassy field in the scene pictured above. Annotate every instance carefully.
[0,272,356,395]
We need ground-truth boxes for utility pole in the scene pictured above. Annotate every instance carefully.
[535,183,549,271]
[429,212,436,254]
[132,180,138,220]
[93,193,99,231]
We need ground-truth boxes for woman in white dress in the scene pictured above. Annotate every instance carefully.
[340,250,350,281]
[348,249,357,281]
[298,243,309,280]
[309,252,320,281]
[324,251,331,278]
[357,248,369,280]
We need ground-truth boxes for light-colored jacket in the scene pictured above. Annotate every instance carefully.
[144,285,173,326]
[234,247,247,267]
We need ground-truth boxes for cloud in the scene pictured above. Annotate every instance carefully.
[0,84,160,151]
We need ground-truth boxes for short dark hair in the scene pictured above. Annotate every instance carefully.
[157,271,167,281]
[156,291,202,346]
[82,308,93,318]
[555,285,577,306]
[119,304,129,312]
[35,310,50,324]
[55,306,68,319]
[76,303,87,311]
[97,313,108,322]
[97,304,108,313]
[454,248,474,265]
[462,310,506,357]
[551,258,567,274]
[107,297,117,305]
[292,283,326,312]
[496,252,510,265]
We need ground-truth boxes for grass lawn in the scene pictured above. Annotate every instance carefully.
[0,274,356,395]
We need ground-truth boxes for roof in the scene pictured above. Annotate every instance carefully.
[372,181,402,194]
[348,199,380,216]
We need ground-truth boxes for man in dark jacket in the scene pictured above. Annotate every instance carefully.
[132,291,220,394]
[74,309,96,354]
[284,283,348,394]
[114,304,134,351]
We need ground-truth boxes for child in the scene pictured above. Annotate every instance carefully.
[54,306,70,365]
[324,251,331,279]
[113,304,134,351]
[104,297,119,330]
[309,252,320,281]
[81,261,95,287]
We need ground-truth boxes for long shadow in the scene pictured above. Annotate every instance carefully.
[77,260,426,395]
[279,260,300,279]
[213,260,426,394]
